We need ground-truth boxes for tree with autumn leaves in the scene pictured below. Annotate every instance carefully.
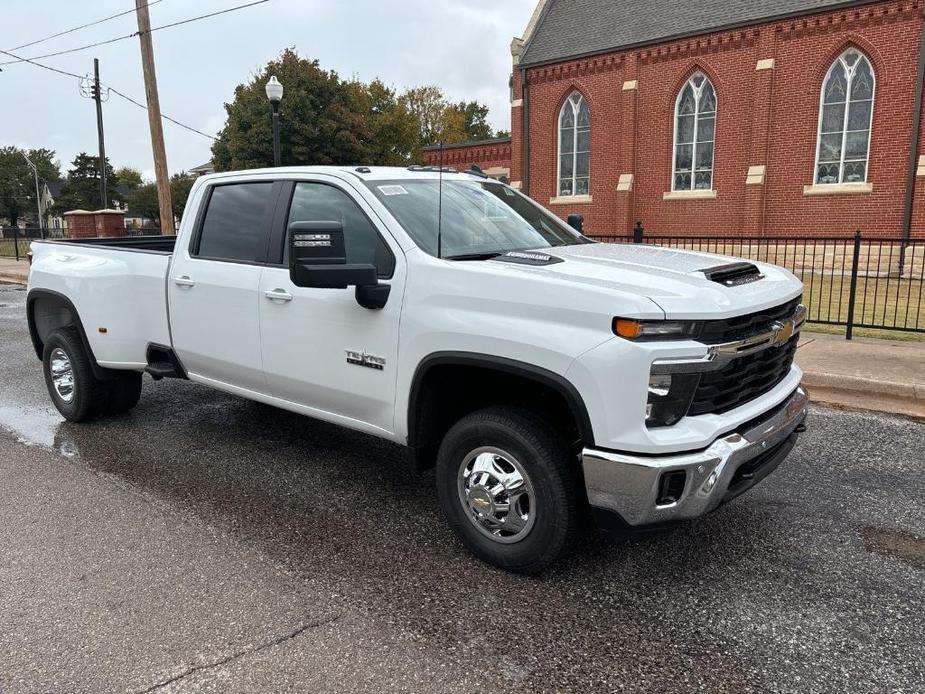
[211,49,503,171]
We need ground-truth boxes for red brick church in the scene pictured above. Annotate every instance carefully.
[424,0,925,238]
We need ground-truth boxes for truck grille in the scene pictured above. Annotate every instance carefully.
[699,296,803,344]
[687,335,799,416]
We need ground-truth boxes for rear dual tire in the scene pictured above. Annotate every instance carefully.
[42,327,142,422]
[436,407,581,574]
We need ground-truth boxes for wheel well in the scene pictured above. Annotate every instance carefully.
[408,355,593,471]
[27,290,107,378]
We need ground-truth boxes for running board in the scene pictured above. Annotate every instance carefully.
[145,343,188,380]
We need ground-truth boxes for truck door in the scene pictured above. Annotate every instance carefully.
[168,180,280,392]
[257,178,404,435]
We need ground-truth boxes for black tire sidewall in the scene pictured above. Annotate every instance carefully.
[436,408,578,573]
[42,328,103,422]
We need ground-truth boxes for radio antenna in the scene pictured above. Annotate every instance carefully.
[436,141,444,259]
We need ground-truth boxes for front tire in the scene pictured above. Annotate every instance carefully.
[435,407,581,574]
[42,327,110,422]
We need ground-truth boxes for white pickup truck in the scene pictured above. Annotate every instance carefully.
[26,166,808,573]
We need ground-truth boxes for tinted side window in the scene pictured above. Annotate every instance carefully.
[195,183,275,262]
[286,183,394,277]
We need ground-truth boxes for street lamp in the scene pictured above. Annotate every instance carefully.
[21,151,45,239]
[265,75,283,167]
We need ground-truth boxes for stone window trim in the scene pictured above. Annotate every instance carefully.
[813,49,875,186]
[672,72,717,193]
[557,91,591,198]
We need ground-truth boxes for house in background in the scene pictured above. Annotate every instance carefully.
[189,161,215,176]
[426,0,925,239]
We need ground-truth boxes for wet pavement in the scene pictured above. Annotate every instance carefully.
[1,283,924,693]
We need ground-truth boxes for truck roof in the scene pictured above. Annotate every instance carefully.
[198,165,488,184]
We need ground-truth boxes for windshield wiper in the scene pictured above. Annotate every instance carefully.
[444,252,505,261]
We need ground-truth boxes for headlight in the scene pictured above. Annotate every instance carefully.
[646,373,700,428]
[613,318,702,341]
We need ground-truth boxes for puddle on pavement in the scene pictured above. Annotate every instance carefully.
[0,404,78,456]
[862,527,925,570]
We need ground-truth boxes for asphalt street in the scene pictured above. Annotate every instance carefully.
[1,282,923,693]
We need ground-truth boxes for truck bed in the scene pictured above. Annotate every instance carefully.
[39,235,177,254]
[28,237,174,369]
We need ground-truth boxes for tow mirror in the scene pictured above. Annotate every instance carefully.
[288,220,390,309]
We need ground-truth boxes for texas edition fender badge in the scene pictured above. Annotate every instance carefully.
[345,350,386,370]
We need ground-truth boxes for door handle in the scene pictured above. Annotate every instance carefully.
[173,275,195,287]
[264,288,293,303]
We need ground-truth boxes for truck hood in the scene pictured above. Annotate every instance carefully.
[489,242,803,319]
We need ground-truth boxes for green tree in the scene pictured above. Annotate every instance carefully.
[212,49,373,170]
[170,172,196,221]
[401,87,497,147]
[211,50,499,170]
[125,183,160,226]
[114,166,144,192]
[359,79,420,165]
[0,146,59,226]
[52,153,121,214]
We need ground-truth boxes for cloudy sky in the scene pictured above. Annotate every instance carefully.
[2,0,535,180]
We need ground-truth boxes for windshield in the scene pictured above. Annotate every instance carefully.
[366,179,587,258]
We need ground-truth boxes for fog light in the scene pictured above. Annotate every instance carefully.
[645,372,700,428]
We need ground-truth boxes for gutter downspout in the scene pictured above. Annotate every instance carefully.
[521,66,530,196]
[900,5,925,271]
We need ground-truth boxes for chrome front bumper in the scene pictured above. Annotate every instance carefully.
[582,386,809,528]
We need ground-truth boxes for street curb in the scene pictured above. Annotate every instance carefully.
[0,274,27,285]
[802,371,923,402]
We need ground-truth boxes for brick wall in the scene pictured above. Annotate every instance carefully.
[423,138,513,178]
[63,210,126,238]
[520,0,925,238]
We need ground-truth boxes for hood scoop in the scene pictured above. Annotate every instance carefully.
[700,261,764,287]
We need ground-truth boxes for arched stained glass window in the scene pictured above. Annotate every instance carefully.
[815,49,875,185]
[673,72,716,191]
[558,92,590,196]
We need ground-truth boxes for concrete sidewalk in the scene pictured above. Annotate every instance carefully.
[0,258,29,285]
[2,255,922,418]
[796,332,925,419]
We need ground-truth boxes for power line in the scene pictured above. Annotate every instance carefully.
[0,47,216,141]
[5,0,166,53]
[0,0,271,66]
[107,87,217,141]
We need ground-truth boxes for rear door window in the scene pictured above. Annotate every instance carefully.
[194,182,275,262]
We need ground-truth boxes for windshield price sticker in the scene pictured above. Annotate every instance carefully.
[378,185,409,196]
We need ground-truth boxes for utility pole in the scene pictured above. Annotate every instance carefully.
[21,151,45,239]
[93,59,108,208]
[79,59,110,208]
[134,0,174,235]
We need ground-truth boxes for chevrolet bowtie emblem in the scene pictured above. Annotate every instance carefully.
[772,319,795,346]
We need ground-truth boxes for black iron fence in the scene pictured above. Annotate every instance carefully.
[4,224,922,338]
[588,229,925,338]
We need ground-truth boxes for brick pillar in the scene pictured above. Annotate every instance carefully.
[743,28,777,236]
[510,66,525,190]
[615,52,639,234]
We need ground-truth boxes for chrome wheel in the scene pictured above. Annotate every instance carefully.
[457,446,536,544]
[49,347,76,403]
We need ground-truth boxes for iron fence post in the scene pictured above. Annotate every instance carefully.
[13,226,20,262]
[845,229,862,341]
[633,221,644,244]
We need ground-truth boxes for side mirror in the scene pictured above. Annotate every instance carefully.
[288,221,390,309]
[567,213,584,233]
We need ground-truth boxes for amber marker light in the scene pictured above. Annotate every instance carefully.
[613,318,643,339]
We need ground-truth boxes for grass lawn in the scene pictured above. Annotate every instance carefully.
[0,238,33,258]
[796,273,924,341]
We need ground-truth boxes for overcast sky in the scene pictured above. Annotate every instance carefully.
[2,0,535,180]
